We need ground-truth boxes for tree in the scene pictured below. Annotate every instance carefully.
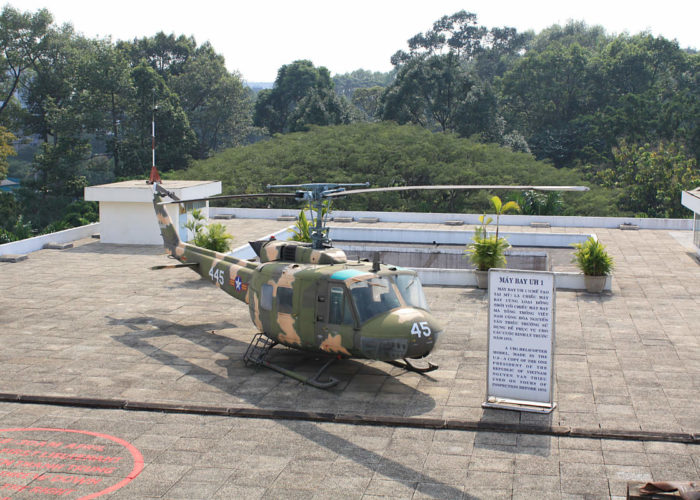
[118,63,196,176]
[169,46,253,155]
[598,141,700,217]
[351,86,384,121]
[500,41,593,166]
[383,52,475,132]
[0,125,16,179]
[254,60,349,134]
[120,33,253,158]
[332,69,393,99]
[499,26,697,167]
[472,26,533,82]
[384,11,522,144]
[288,87,351,132]
[118,32,193,77]
[0,6,52,120]
[391,10,488,63]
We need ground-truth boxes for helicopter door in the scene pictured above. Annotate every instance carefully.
[315,282,356,356]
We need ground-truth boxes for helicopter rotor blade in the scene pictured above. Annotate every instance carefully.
[323,185,589,198]
[157,192,298,205]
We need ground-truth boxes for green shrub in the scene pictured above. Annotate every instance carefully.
[572,237,614,276]
[464,215,511,271]
[193,222,233,253]
[185,209,234,253]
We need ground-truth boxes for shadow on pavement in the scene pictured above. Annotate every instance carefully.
[109,317,472,499]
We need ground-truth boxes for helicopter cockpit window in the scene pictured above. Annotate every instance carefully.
[329,287,354,325]
[277,287,293,314]
[261,284,273,311]
[394,274,429,310]
[349,277,401,323]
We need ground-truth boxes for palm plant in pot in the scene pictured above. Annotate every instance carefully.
[571,237,614,293]
[464,195,519,288]
[465,221,510,288]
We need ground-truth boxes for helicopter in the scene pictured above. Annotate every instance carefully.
[150,173,588,388]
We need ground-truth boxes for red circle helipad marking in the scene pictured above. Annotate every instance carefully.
[0,427,144,499]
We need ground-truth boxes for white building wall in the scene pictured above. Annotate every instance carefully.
[98,201,180,245]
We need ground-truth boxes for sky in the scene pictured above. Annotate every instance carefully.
[6,0,700,83]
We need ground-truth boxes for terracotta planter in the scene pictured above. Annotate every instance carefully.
[584,275,607,293]
[475,270,489,289]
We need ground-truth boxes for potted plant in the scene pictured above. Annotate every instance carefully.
[464,196,519,288]
[571,236,614,293]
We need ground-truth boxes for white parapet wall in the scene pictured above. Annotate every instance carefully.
[329,226,591,248]
[414,268,611,291]
[210,207,694,231]
[0,223,100,256]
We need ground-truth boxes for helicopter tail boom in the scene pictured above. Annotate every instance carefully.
[152,183,182,253]
[151,181,257,304]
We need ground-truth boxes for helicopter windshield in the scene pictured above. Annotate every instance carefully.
[394,274,429,310]
[349,277,401,324]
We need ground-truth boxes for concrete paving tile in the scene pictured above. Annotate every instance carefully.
[473,431,518,447]
[413,481,465,500]
[601,439,645,453]
[463,471,513,490]
[604,464,653,483]
[463,486,512,500]
[514,455,560,475]
[262,487,315,499]
[467,457,514,473]
[513,473,560,491]
[312,491,365,500]
[644,441,694,455]
[423,452,469,471]
[365,477,417,498]
[165,479,221,500]
[559,448,605,464]
[361,496,412,500]
[180,466,236,483]
[512,491,561,500]
[645,452,697,472]
[603,451,649,467]
[560,474,611,496]
[270,470,326,490]
[418,466,467,485]
[212,483,266,499]
[560,461,606,477]
[153,449,205,466]
[516,434,556,449]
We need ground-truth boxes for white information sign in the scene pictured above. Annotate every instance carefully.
[484,269,556,413]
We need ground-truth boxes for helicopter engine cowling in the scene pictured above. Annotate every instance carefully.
[357,308,442,361]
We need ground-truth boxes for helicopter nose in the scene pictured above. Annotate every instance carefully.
[358,308,443,361]
[402,309,443,359]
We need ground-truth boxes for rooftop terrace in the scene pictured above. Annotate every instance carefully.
[0,218,698,499]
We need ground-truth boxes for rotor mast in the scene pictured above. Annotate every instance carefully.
[267,182,369,249]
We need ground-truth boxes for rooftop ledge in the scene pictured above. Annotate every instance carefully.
[84,179,221,203]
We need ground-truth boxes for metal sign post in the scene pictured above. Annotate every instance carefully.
[483,268,556,413]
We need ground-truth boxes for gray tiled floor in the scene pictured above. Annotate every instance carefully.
[1,220,698,498]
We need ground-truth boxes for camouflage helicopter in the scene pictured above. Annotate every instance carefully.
[151,174,588,388]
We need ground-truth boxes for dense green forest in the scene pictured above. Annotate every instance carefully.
[1,7,698,241]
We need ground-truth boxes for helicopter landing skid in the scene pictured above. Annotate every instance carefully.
[386,358,439,374]
[244,333,339,389]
